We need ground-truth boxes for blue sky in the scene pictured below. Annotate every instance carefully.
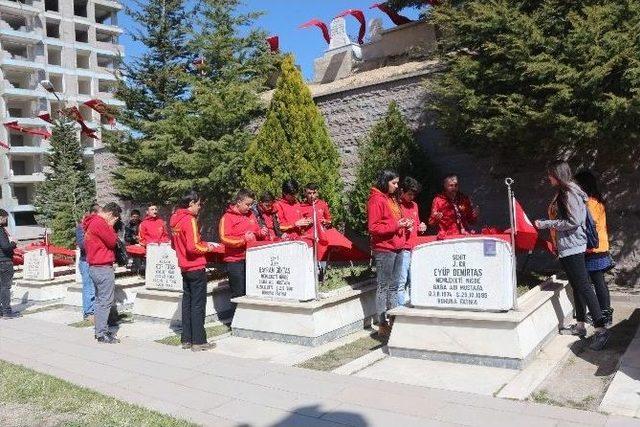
[119,1,422,80]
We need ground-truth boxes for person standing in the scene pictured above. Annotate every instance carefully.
[535,161,610,350]
[274,180,311,239]
[368,170,410,337]
[124,209,143,275]
[428,174,478,237]
[252,192,282,241]
[84,202,122,343]
[76,203,100,323]
[0,209,19,319]
[300,183,332,228]
[138,204,170,246]
[219,189,265,303]
[170,190,216,351]
[397,177,427,305]
[575,170,614,327]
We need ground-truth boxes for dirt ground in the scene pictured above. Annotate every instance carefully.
[0,402,74,427]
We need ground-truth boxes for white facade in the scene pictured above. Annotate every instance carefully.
[0,0,125,240]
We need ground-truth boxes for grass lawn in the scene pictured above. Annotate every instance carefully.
[296,333,384,372]
[0,360,195,426]
[155,323,231,346]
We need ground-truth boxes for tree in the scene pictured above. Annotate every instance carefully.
[34,119,96,248]
[347,102,429,235]
[109,0,279,209]
[430,0,640,157]
[243,55,344,222]
[117,0,191,128]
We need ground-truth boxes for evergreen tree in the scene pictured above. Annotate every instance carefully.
[430,0,640,156]
[243,55,344,222]
[117,0,190,128]
[109,0,278,209]
[34,119,96,248]
[347,102,429,235]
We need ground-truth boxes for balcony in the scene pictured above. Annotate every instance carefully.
[0,1,39,15]
[9,146,47,155]
[0,52,45,70]
[94,0,122,10]
[2,81,45,99]
[0,23,41,44]
[9,172,45,184]
[95,22,122,35]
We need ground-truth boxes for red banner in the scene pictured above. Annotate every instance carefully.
[38,113,52,124]
[299,19,331,44]
[370,3,413,26]
[84,99,116,126]
[266,35,279,53]
[3,121,52,139]
[62,106,99,140]
[336,9,366,44]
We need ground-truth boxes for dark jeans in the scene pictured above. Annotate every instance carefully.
[227,261,246,300]
[560,253,605,328]
[181,269,207,345]
[374,250,404,324]
[0,261,14,315]
[589,269,611,313]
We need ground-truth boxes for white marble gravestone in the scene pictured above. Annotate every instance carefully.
[410,237,515,311]
[145,244,182,291]
[22,248,54,281]
[245,241,316,301]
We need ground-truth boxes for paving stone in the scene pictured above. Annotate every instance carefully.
[434,402,557,427]
[322,402,452,427]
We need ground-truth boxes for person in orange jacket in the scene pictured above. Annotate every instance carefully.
[219,189,266,301]
[368,170,412,337]
[274,180,311,239]
[428,173,479,236]
[170,190,217,352]
[138,204,170,246]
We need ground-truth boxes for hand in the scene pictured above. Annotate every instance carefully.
[418,222,427,233]
[433,211,443,220]
[398,218,411,228]
[281,233,289,241]
[534,220,544,229]
[244,231,256,242]
[321,219,332,228]
[295,218,313,228]
[259,227,269,238]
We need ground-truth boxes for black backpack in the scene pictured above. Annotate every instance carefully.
[585,206,599,250]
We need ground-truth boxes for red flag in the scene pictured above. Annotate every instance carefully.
[266,35,279,52]
[0,141,9,150]
[513,198,538,252]
[370,3,413,26]
[299,19,331,44]
[336,9,366,44]
[38,113,52,124]
[4,121,52,139]
[61,106,98,139]
[83,99,116,126]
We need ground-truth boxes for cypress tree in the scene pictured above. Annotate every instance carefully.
[347,102,429,235]
[34,119,96,248]
[243,55,344,222]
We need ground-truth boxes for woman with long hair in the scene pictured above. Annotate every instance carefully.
[535,161,610,350]
[367,170,411,337]
[575,169,614,327]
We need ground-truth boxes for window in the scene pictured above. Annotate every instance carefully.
[12,160,27,176]
[46,22,60,38]
[98,79,114,93]
[8,108,23,117]
[74,0,88,18]
[77,78,91,95]
[49,74,63,92]
[97,54,114,70]
[4,14,27,31]
[75,28,89,43]
[13,187,29,206]
[96,30,115,44]
[95,5,117,25]
[45,0,59,12]
[14,212,38,226]
[10,134,24,147]
[4,43,28,59]
[76,53,90,69]
[47,47,61,66]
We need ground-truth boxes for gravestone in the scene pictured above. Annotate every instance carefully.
[246,241,316,301]
[329,17,351,50]
[22,248,54,281]
[145,244,182,291]
[410,237,515,311]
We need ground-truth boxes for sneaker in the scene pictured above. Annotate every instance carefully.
[377,323,391,338]
[603,308,614,328]
[96,333,120,344]
[589,329,610,351]
[559,324,587,337]
[191,342,216,352]
[1,311,22,320]
[181,342,192,350]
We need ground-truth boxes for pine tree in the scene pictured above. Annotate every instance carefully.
[347,102,429,235]
[243,55,344,222]
[117,0,190,128]
[430,0,640,156]
[34,119,96,248]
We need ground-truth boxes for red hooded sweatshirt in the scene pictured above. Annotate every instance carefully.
[400,199,420,250]
[300,199,332,224]
[83,213,117,266]
[428,192,477,236]
[138,215,170,246]
[274,198,304,238]
[170,209,211,272]
[367,188,404,252]
[219,206,262,262]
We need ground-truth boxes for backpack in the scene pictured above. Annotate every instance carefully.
[585,206,599,250]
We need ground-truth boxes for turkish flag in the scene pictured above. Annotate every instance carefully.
[513,198,538,252]
[299,19,331,44]
[38,113,52,123]
[266,35,279,52]
[336,9,366,44]
[370,3,413,26]
[84,99,116,126]
[4,121,52,139]
[0,141,9,150]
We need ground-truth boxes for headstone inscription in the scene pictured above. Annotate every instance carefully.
[145,244,182,291]
[23,248,54,281]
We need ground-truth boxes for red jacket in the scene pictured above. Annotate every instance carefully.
[367,188,404,252]
[428,192,477,236]
[299,199,331,241]
[138,216,170,246]
[83,214,117,266]
[274,198,304,238]
[219,206,262,262]
[255,205,279,241]
[170,209,211,272]
[400,200,420,250]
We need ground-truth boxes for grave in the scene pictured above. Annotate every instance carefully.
[387,237,574,369]
[232,241,376,346]
[64,266,141,312]
[12,249,76,304]
[132,245,232,324]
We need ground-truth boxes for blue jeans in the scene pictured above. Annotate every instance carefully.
[397,250,411,305]
[79,259,95,317]
[374,250,404,324]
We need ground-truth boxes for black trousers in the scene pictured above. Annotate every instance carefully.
[227,261,246,300]
[589,269,611,313]
[0,261,14,315]
[181,269,207,345]
[560,253,605,328]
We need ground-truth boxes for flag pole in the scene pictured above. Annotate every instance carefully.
[312,200,319,299]
[505,177,518,310]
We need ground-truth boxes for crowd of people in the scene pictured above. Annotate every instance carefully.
[0,162,615,352]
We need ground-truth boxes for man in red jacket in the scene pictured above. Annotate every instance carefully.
[274,180,311,239]
[398,177,427,305]
[84,202,122,344]
[138,204,170,246]
[300,183,332,228]
[219,189,266,303]
[170,190,216,352]
[251,192,281,241]
[428,174,479,237]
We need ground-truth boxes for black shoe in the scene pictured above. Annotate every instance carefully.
[96,334,120,344]
[191,342,216,352]
[559,324,587,337]
[181,342,192,350]
[1,311,22,320]
[603,308,614,328]
[589,329,610,351]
